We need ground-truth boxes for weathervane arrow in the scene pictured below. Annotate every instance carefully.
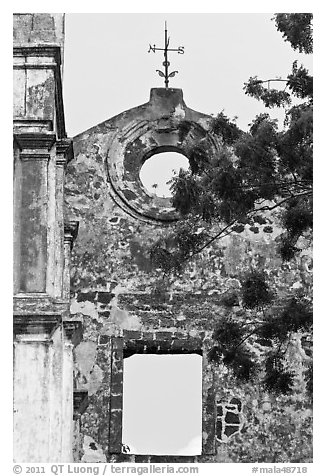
[148,21,184,88]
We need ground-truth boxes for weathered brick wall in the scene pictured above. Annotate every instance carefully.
[66,89,312,463]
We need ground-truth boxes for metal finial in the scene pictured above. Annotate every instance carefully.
[148,22,184,88]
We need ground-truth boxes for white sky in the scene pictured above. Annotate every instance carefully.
[140,152,189,197]
[122,354,202,455]
[63,13,313,137]
[62,13,313,196]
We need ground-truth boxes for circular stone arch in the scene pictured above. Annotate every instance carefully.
[106,117,219,223]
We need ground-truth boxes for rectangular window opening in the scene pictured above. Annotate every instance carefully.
[122,353,202,456]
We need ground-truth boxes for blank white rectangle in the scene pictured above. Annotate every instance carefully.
[122,353,202,455]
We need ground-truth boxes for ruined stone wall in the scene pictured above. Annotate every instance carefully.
[66,89,312,463]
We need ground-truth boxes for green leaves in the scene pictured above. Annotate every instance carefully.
[147,13,313,398]
[257,298,312,340]
[278,104,313,180]
[149,220,209,273]
[278,197,313,261]
[170,170,202,216]
[209,316,256,381]
[211,112,243,145]
[241,271,273,309]
[282,198,313,236]
[187,144,211,174]
[209,294,312,394]
[149,243,180,273]
[167,48,313,261]
[287,61,313,100]
[212,316,244,344]
[208,271,312,395]
[279,298,313,333]
[274,13,313,54]
[263,356,295,394]
[244,77,291,108]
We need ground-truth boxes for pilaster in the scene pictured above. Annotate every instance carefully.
[13,13,83,463]
[63,221,79,300]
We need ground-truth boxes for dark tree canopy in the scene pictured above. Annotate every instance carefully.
[149,14,313,395]
[274,13,313,54]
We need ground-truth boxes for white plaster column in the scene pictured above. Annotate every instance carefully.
[61,321,83,462]
[13,316,60,462]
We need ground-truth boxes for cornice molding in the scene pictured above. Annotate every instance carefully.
[14,132,56,151]
[63,319,83,346]
[56,138,74,166]
[13,119,53,133]
[13,314,61,337]
[13,294,70,317]
[13,45,67,140]
[73,390,89,419]
[64,221,79,249]
[13,45,61,65]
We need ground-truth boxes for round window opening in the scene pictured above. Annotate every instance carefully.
[140,152,190,198]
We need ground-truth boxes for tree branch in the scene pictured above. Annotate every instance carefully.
[183,189,312,259]
[232,326,263,351]
[255,190,312,212]
[190,218,239,256]
[258,79,288,84]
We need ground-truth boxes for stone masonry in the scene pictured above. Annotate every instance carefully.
[13,14,312,463]
[13,14,85,462]
[66,88,312,462]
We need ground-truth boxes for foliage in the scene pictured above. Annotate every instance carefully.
[274,13,313,54]
[241,271,273,309]
[207,269,312,394]
[263,354,295,394]
[150,219,210,273]
[304,362,313,398]
[149,14,313,394]
[210,112,243,145]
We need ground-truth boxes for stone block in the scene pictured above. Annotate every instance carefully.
[123,330,142,340]
[111,373,123,394]
[99,335,110,345]
[155,331,173,341]
[97,292,114,304]
[109,410,122,453]
[111,337,123,350]
[32,13,55,31]
[77,291,97,302]
[110,394,123,411]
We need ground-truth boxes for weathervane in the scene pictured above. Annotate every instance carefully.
[148,21,184,88]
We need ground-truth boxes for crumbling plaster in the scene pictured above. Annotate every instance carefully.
[66,88,312,463]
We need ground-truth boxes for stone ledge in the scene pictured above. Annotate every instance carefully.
[13,314,61,337]
[13,119,54,133]
[64,220,79,250]
[13,294,70,316]
[13,45,62,65]
[73,390,89,420]
[63,319,83,346]
[14,132,56,151]
[122,331,203,358]
[56,138,74,165]
[13,45,66,139]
